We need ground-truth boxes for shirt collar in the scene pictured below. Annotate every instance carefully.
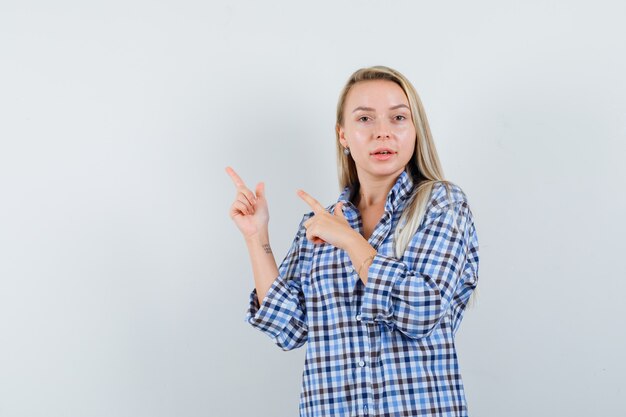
[337,170,415,219]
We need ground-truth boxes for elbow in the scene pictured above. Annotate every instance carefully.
[392,301,446,340]
[391,321,442,341]
[275,338,307,352]
[367,314,436,340]
[273,318,308,351]
[401,320,441,340]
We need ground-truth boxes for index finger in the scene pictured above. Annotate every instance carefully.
[225,166,247,190]
[297,189,325,214]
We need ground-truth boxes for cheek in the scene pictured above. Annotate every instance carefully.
[347,130,370,146]
[400,132,416,153]
[406,139,416,153]
[402,126,417,142]
[396,123,415,134]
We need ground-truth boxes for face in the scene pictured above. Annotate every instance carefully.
[338,79,416,182]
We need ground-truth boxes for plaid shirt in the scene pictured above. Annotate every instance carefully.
[245,170,480,417]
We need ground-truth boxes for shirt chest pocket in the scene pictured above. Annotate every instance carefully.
[309,245,354,303]
[309,244,345,280]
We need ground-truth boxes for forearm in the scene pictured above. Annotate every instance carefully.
[245,228,279,306]
[345,232,377,285]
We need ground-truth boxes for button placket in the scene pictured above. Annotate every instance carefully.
[367,212,392,250]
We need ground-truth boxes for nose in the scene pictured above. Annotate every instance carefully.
[374,118,391,140]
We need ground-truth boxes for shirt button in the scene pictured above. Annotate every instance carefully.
[356,314,362,321]
[364,405,368,413]
[358,360,366,367]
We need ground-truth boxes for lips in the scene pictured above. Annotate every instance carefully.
[370,147,396,155]
[370,147,396,161]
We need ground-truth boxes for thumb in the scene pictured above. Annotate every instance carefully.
[334,201,345,218]
[255,181,265,199]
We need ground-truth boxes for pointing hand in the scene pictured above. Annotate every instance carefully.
[226,166,269,238]
[297,189,357,250]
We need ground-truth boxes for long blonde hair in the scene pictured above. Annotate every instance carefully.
[335,65,477,307]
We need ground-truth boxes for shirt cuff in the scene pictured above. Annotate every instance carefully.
[360,253,404,324]
[244,274,302,338]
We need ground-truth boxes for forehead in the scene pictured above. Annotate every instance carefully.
[345,79,409,108]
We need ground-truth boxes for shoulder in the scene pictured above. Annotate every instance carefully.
[425,181,476,230]
[428,181,469,211]
[426,181,478,238]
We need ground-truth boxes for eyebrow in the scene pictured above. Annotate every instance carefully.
[352,104,410,113]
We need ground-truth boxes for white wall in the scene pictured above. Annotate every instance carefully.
[1,1,625,416]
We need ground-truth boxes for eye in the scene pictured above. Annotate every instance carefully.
[358,116,371,122]
[394,115,407,121]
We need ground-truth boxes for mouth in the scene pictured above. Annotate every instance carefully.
[370,148,397,156]
[370,149,396,161]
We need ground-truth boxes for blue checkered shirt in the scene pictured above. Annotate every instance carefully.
[245,170,480,416]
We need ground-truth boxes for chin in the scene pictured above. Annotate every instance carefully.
[363,165,405,178]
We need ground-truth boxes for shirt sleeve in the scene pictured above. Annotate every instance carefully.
[244,215,309,351]
[360,199,479,340]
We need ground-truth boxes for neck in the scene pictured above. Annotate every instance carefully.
[354,169,404,209]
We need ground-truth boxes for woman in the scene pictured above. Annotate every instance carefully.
[226,66,479,417]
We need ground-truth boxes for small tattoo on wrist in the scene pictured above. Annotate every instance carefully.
[262,243,272,254]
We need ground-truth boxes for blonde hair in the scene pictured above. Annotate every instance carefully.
[335,65,477,308]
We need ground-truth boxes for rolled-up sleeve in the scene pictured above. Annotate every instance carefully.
[360,199,479,340]
[244,215,310,351]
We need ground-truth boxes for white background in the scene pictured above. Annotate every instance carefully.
[1,1,625,416]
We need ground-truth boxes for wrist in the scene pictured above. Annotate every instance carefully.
[345,230,370,255]
[245,228,270,245]
[346,231,376,261]
[357,253,376,276]
[345,229,365,250]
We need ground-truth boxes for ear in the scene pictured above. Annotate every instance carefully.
[337,124,347,148]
